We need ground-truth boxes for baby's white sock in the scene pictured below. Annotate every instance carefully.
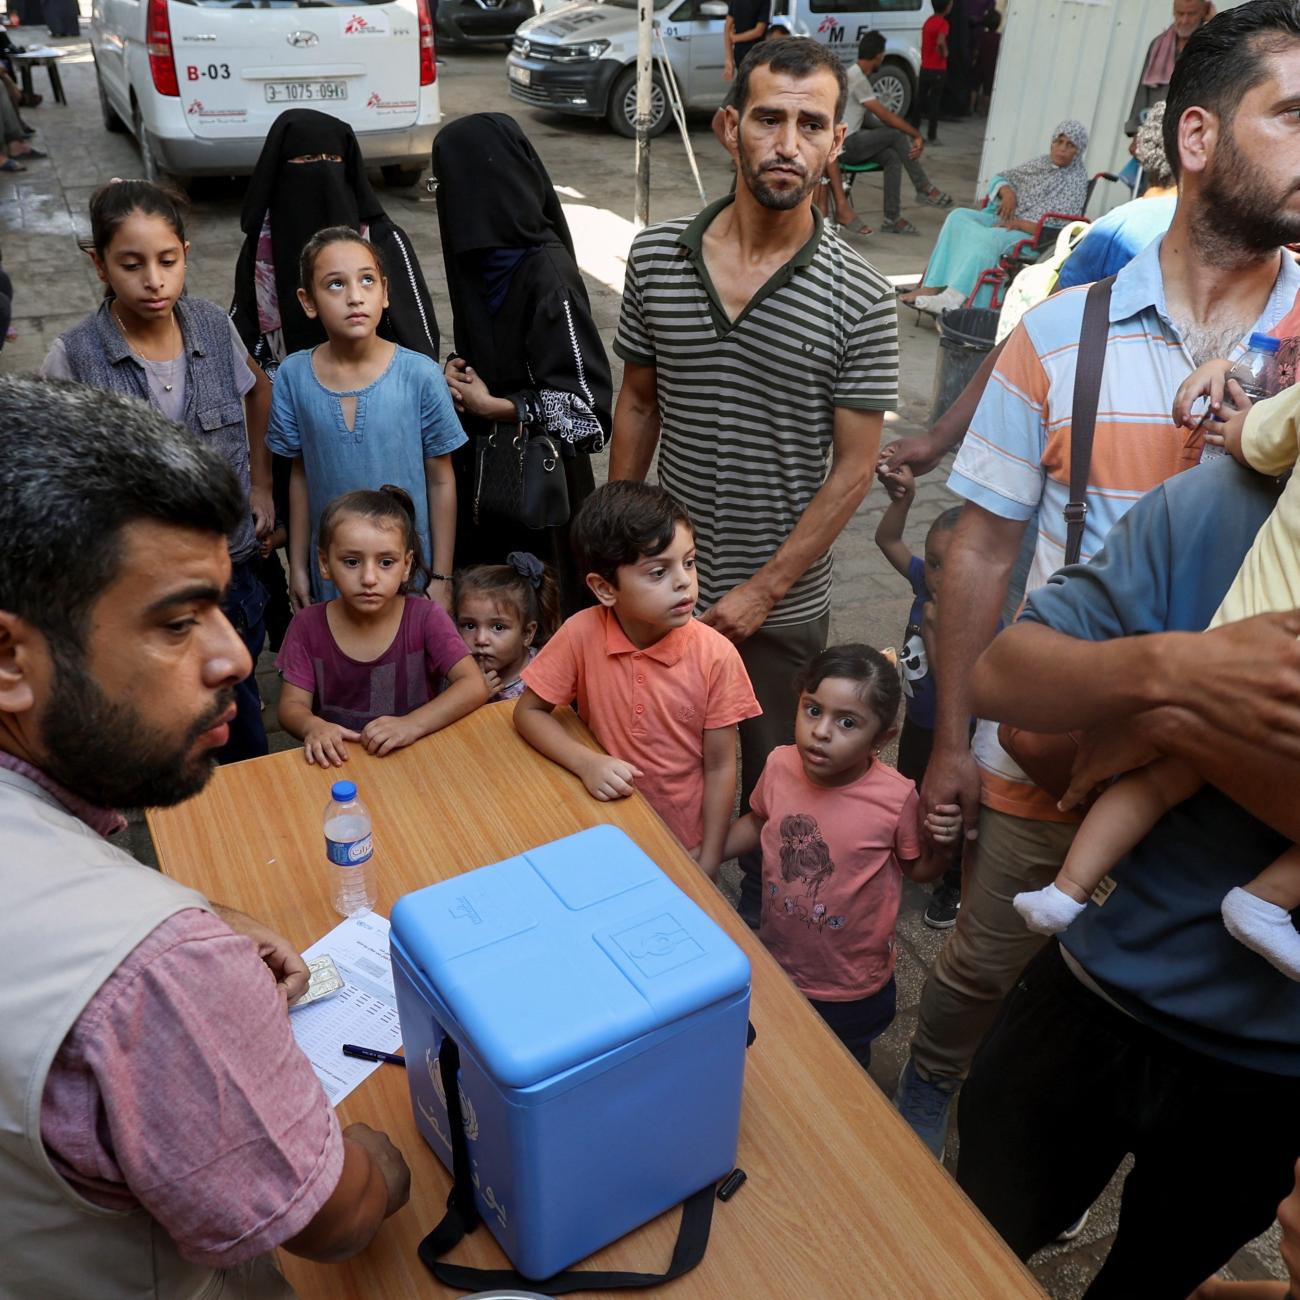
[1013,883,1087,935]
[1221,887,1300,981]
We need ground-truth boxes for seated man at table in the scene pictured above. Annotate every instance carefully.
[960,455,1300,1297]
[0,377,410,1298]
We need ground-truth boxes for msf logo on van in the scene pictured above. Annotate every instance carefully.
[817,14,846,43]
[287,30,319,47]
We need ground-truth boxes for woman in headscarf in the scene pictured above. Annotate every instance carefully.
[230,108,439,369]
[901,120,1090,314]
[432,112,610,617]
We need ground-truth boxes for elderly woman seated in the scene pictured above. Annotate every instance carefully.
[900,120,1090,315]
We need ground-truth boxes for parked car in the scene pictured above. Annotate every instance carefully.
[90,0,440,186]
[507,0,920,138]
[437,0,535,48]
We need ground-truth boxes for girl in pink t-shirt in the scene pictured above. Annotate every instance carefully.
[276,486,488,766]
[725,645,961,1068]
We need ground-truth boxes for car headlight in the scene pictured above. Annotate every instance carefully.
[568,40,609,59]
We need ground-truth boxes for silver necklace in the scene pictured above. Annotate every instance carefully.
[113,307,180,391]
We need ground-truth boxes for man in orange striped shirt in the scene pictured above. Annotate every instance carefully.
[894,0,1300,1160]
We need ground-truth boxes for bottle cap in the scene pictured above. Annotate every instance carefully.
[1248,332,1281,353]
[331,780,357,802]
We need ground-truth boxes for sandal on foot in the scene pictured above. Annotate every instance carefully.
[918,188,953,208]
[0,158,26,172]
[18,146,46,159]
[840,218,874,236]
[881,217,920,235]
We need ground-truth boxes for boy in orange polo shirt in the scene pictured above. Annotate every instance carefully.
[515,481,761,878]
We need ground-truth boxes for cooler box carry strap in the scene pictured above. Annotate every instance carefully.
[1063,274,1116,567]
[418,1035,718,1295]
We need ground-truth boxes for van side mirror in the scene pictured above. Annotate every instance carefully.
[699,1,729,16]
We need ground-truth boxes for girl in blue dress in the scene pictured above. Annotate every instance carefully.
[269,226,465,611]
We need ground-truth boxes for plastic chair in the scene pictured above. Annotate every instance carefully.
[840,160,883,202]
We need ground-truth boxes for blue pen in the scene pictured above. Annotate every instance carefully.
[342,1043,406,1067]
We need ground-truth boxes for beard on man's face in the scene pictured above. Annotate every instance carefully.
[737,133,823,211]
[1199,120,1300,254]
[38,646,232,811]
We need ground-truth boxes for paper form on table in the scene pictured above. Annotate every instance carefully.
[291,912,402,1106]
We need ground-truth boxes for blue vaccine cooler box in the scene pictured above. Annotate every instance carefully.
[390,824,752,1280]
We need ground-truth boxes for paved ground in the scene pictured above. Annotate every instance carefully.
[1,21,1287,1294]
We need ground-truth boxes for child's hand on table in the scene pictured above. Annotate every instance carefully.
[361,714,425,757]
[303,718,360,766]
[925,802,963,848]
[581,754,643,801]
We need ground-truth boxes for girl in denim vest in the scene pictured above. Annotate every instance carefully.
[39,180,274,765]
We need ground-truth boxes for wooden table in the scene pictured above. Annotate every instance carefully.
[149,703,1043,1299]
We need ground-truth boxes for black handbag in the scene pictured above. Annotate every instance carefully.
[473,421,570,530]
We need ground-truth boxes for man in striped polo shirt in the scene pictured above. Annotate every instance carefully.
[895,0,1300,1160]
[609,38,898,925]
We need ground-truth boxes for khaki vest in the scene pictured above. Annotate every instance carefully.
[0,768,294,1299]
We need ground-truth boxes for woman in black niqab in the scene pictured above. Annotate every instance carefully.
[433,112,610,617]
[231,109,439,368]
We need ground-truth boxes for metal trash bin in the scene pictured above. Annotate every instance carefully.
[929,307,999,427]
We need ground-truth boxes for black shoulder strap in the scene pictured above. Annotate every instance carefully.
[1064,275,1116,567]
[417,1033,718,1294]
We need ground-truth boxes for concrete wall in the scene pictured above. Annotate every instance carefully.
[977,0,1247,215]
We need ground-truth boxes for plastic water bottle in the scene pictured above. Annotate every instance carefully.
[1229,332,1282,402]
[324,780,376,917]
[1207,333,1281,460]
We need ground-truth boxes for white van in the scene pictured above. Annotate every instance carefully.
[91,0,441,185]
[511,0,921,137]
[771,0,923,116]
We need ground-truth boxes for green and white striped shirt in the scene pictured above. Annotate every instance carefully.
[614,197,898,627]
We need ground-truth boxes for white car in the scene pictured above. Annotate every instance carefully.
[91,0,440,186]
[511,0,920,137]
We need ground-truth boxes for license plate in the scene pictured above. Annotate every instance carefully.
[264,80,347,104]
[508,65,530,87]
